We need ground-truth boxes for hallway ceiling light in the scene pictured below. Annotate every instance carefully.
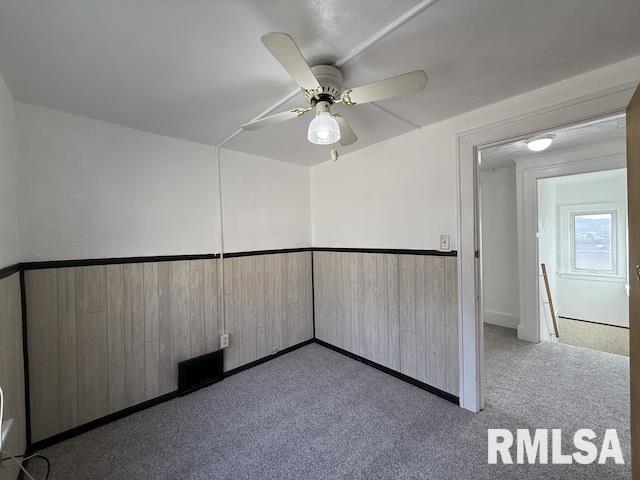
[526,134,555,152]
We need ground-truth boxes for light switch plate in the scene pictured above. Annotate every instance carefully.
[440,235,451,251]
[219,333,229,349]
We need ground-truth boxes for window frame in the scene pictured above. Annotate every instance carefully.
[558,202,627,282]
[569,209,616,274]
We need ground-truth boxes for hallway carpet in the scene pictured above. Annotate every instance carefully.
[557,316,629,356]
[28,325,630,479]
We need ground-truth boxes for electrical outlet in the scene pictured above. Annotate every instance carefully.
[440,234,451,251]
[219,333,229,349]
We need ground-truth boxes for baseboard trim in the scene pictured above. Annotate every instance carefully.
[28,338,314,453]
[28,389,180,452]
[223,338,315,377]
[313,339,459,406]
[27,337,458,452]
[483,310,519,329]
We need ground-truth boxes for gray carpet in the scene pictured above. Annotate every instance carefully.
[27,325,630,479]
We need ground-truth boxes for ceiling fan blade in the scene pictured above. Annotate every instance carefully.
[332,113,358,146]
[340,70,428,105]
[242,107,310,131]
[261,32,321,92]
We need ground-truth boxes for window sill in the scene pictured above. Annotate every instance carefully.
[557,271,627,283]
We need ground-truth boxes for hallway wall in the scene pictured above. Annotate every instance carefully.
[480,166,519,329]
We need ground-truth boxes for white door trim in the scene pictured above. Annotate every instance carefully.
[456,81,637,413]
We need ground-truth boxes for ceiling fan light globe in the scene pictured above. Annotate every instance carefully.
[308,112,341,145]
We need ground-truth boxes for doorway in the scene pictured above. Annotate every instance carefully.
[537,168,629,355]
[474,114,630,474]
[478,114,628,351]
[478,113,628,341]
[456,78,638,473]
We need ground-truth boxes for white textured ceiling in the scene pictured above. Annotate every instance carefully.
[1,0,639,165]
[480,115,626,170]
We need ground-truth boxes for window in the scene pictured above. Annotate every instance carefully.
[558,202,627,282]
[570,211,616,273]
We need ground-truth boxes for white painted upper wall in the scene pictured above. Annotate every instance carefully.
[220,149,310,252]
[0,72,19,268]
[310,55,640,249]
[311,123,457,249]
[16,102,220,261]
[15,103,310,261]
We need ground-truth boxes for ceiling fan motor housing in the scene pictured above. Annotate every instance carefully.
[314,100,332,114]
[305,65,343,103]
[242,32,428,148]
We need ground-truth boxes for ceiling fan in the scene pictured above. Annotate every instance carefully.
[242,32,428,153]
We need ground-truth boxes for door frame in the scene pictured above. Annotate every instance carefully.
[626,82,640,480]
[456,81,638,412]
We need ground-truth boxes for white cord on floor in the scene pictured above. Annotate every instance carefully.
[1,386,36,479]
[1,450,36,480]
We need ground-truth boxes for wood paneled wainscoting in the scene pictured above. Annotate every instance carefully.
[19,248,454,446]
[0,269,27,480]
[313,250,459,397]
[23,251,313,444]
[223,251,313,371]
